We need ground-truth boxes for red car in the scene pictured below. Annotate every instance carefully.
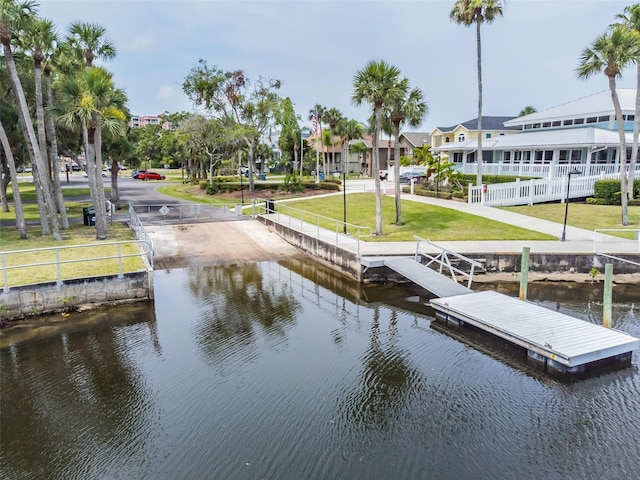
[137,171,165,180]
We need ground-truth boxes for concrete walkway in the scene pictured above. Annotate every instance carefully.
[266,190,640,258]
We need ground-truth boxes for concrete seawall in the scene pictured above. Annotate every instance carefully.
[1,271,153,321]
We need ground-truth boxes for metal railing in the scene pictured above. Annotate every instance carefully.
[252,198,372,256]
[129,203,154,256]
[459,162,640,179]
[593,228,640,253]
[414,236,483,288]
[1,240,153,293]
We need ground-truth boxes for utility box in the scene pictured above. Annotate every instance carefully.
[82,206,96,226]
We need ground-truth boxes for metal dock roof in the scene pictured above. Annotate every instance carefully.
[430,291,640,368]
[384,257,473,298]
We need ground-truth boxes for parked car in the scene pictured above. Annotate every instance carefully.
[398,172,427,184]
[131,169,146,179]
[137,171,165,180]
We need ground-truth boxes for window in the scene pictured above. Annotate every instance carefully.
[559,150,569,162]
[485,132,492,139]
[625,115,635,121]
[458,133,465,142]
[552,121,561,127]
[542,122,551,128]
[524,124,532,130]
[571,150,582,163]
[598,115,610,122]
[574,118,584,125]
[586,117,597,124]
[499,132,505,136]
[445,137,450,143]
[504,152,511,161]
[563,119,573,126]
[533,123,541,129]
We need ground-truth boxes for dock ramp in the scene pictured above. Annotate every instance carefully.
[384,257,473,297]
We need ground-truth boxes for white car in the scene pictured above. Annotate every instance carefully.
[83,171,107,177]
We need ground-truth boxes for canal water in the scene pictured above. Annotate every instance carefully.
[1,260,639,479]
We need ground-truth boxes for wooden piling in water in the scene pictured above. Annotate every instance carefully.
[519,247,530,300]
[603,263,613,328]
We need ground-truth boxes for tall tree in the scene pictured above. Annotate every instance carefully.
[450,0,503,187]
[577,27,640,226]
[55,67,127,239]
[1,0,61,239]
[309,104,327,177]
[62,21,118,238]
[518,105,537,117]
[352,60,403,236]
[275,97,301,172]
[387,80,428,225]
[183,60,282,192]
[611,4,640,199]
[324,107,343,173]
[20,17,70,229]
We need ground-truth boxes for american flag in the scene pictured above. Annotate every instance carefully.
[312,111,318,135]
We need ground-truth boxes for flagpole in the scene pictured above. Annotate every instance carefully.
[300,129,304,176]
[313,109,320,184]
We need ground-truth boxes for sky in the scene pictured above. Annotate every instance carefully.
[38,0,638,133]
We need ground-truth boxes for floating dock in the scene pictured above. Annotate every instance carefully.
[430,291,640,375]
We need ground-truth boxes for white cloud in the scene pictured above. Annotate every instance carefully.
[125,30,156,53]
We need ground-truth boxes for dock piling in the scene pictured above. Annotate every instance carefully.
[519,247,530,300]
[603,263,613,328]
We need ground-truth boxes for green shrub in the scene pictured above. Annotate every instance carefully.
[586,197,609,205]
[593,179,622,204]
[199,180,208,190]
[457,174,537,185]
[280,173,305,193]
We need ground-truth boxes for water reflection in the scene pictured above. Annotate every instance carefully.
[1,263,639,479]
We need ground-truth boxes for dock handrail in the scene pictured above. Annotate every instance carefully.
[414,236,483,288]
[251,197,372,257]
[593,228,640,253]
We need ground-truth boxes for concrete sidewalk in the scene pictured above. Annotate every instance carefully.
[268,191,640,257]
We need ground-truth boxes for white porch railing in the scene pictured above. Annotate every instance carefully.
[458,162,638,179]
[468,171,621,206]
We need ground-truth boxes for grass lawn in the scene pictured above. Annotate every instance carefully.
[283,193,556,242]
[503,203,640,239]
[156,183,240,207]
[0,223,146,288]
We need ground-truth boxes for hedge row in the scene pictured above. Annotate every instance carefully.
[592,179,640,205]
[457,174,537,185]
[201,180,340,195]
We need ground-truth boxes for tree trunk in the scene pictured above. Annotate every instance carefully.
[475,18,483,187]
[393,122,402,225]
[247,140,255,192]
[110,157,120,209]
[4,42,49,235]
[93,118,109,239]
[609,76,629,226]
[45,72,69,229]
[0,119,27,239]
[34,63,63,239]
[1,160,8,213]
[373,106,382,236]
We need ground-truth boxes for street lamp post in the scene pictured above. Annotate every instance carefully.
[435,154,441,198]
[343,142,347,234]
[561,169,581,242]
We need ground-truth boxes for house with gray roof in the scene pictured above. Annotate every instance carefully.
[433,90,640,178]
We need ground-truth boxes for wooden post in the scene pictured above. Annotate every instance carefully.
[603,263,613,328]
[519,247,530,300]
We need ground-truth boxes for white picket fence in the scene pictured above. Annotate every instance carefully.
[459,162,626,178]
[468,171,623,206]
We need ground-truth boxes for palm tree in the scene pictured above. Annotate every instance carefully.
[518,105,537,117]
[352,60,403,236]
[1,0,62,239]
[324,107,343,172]
[611,4,640,199]
[20,17,69,229]
[67,21,115,68]
[55,67,127,239]
[450,0,504,187]
[577,27,640,226]
[388,80,428,225]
